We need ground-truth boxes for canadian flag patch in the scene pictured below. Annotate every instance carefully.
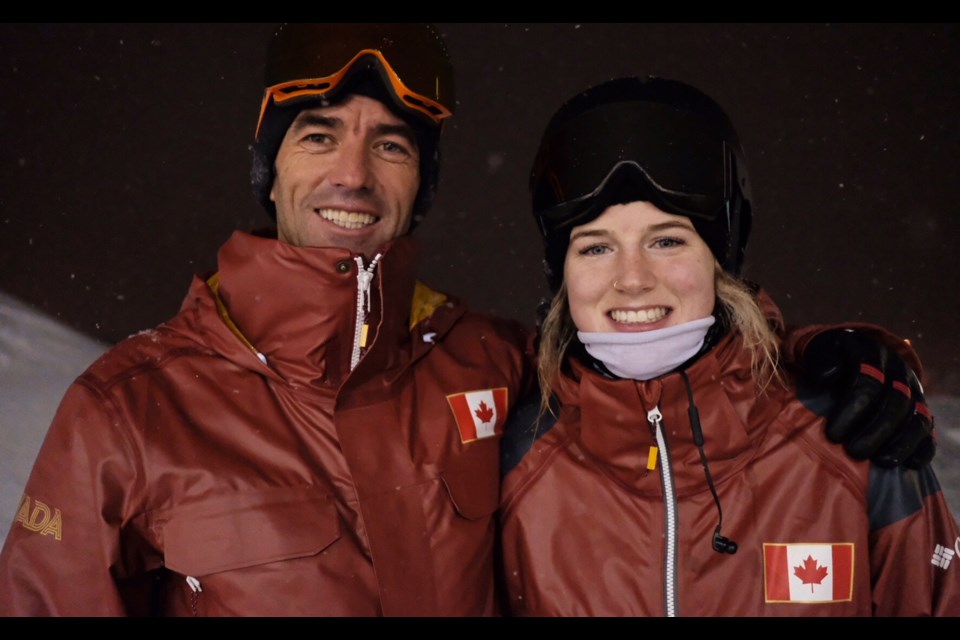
[446,388,508,443]
[763,543,854,603]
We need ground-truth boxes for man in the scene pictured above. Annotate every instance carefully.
[0,24,934,617]
[0,23,528,617]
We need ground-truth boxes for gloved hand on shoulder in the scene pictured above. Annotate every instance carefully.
[801,328,935,469]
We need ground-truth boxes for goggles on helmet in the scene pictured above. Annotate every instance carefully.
[256,23,454,139]
[531,97,742,238]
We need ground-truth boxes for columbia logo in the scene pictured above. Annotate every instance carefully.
[931,544,955,570]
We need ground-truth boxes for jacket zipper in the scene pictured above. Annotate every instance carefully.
[185,575,202,616]
[647,404,678,617]
[351,254,382,371]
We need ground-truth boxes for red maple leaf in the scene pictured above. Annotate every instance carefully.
[793,555,829,593]
[474,400,494,424]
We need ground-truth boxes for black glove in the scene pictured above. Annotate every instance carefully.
[801,328,935,469]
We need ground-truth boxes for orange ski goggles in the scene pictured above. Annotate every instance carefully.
[255,23,455,139]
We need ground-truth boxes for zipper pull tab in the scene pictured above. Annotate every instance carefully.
[350,254,382,371]
[357,267,374,311]
[354,256,372,312]
[646,405,663,429]
[646,405,663,470]
[354,254,382,314]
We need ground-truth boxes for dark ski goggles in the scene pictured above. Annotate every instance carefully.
[531,97,741,236]
[256,23,454,139]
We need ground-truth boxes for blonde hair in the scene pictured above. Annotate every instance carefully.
[537,263,782,416]
[713,267,782,389]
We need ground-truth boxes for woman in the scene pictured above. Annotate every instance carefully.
[498,77,959,616]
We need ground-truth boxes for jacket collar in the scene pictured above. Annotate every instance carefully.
[177,231,463,391]
[554,293,788,496]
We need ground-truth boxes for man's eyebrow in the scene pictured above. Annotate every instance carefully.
[289,112,341,132]
[375,123,418,149]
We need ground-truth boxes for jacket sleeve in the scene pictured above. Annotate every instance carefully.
[868,464,960,615]
[0,378,147,616]
[781,321,924,382]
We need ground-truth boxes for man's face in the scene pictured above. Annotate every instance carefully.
[270,94,421,258]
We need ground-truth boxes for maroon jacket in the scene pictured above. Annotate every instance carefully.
[0,231,530,616]
[499,297,960,616]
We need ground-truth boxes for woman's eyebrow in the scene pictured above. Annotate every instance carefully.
[569,229,610,242]
[648,221,696,232]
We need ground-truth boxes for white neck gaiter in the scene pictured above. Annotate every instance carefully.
[578,316,716,381]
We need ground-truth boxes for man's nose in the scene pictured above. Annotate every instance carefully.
[613,251,655,293]
[328,140,371,190]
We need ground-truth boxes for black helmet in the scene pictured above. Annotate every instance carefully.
[251,23,455,225]
[530,76,753,292]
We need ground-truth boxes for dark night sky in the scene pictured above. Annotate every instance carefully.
[1,23,958,395]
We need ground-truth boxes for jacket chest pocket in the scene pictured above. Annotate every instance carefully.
[161,488,341,577]
[440,435,500,521]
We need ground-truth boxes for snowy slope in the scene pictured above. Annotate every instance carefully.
[930,395,960,520]
[0,292,108,546]
[0,293,957,550]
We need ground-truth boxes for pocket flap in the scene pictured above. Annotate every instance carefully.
[162,487,340,576]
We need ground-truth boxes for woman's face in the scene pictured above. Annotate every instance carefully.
[564,201,716,333]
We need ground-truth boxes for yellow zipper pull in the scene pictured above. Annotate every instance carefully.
[360,323,369,348]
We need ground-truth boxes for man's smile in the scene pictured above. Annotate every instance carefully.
[316,208,379,230]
